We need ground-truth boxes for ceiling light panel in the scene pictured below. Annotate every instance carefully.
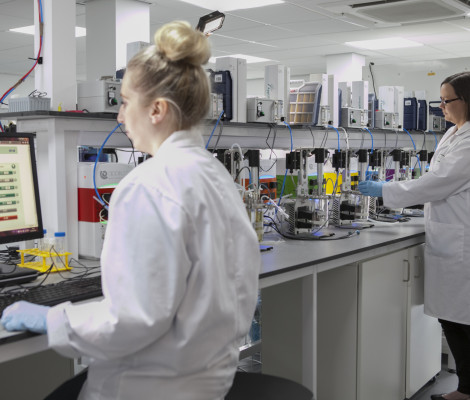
[9,25,86,37]
[177,0,284,12]
[411,31,470,44]
[346,37,423,50]
[210,54,273,63]
[228,3,325,25]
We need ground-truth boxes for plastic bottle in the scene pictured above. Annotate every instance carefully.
[36,229,49,262]
[53,232,66,253]
[54,232,66,267]
[38,229,48,251]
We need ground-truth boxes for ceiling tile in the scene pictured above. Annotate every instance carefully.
[227,3,326,25]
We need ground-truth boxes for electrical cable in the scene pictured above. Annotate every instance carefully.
[327,125,341,152]
[283,120,293,151]
[118,124,137,166]
[420,130,426,151]
[260,125,277,173]
[362,127,374,154]
[234,166,251,183]
[403,128,421,170]
[205,110,225,149]
[211,118,224,152]
[265,215,357,241]
[0,0,44,106]
[93,123,122,209]
[307,126,315,148]
[369,62,377,98]
[339,127,349,151]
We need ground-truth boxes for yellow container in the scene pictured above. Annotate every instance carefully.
[17,248,72,273]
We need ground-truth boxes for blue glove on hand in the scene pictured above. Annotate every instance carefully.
[358,180,385,197]
[1,301,50,334]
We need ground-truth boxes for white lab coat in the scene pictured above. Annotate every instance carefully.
[383,121,470,324]
[47,129,261,400]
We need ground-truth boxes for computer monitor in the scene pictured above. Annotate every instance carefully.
[0,133,44,245]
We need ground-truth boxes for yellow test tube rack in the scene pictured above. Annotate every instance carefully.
[17,248,73,273]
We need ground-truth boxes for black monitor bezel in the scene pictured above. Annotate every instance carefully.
[0,132,44,245]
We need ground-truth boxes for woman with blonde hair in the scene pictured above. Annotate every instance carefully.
[2,21,261,400]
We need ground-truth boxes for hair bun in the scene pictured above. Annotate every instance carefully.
[154,20,211,67]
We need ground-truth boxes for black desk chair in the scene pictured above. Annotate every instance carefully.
[225,371,314,400]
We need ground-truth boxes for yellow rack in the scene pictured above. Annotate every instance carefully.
[17,248,73,273]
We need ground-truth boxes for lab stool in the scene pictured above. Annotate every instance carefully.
[225,371,314,400]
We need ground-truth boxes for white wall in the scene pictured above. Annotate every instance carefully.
[362,57,470,103]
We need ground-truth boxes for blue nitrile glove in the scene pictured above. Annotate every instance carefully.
[1,301,50,334]
[357,180,386,197]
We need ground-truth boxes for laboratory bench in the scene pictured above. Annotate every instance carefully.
[0,111,441,260]
[0,218,441,400]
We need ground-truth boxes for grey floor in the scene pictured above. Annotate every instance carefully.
[237,353,458,400]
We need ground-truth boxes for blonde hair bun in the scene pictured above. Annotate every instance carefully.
[154,20,211,67]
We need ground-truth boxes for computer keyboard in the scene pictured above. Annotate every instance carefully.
[0,275,102,315]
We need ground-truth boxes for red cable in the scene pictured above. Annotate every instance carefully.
[0,0,43,103]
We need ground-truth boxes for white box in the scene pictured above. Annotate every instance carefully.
[328,75,339,127]
[379,86,404,129]
[265,64,290,121]
[378,86,394,111]
[77,79,122,113]
[341,107,362,128]
[395,86,404,129]
[247,97,283,123]
[338,82,351,108]
[352,80,369,111]
[215,57,247,123]
[375,111,399,130]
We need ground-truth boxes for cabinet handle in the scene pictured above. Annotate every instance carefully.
[403,260,411,282]
[414,256,421,279]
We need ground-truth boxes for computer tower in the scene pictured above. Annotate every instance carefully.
[403,97,418,130]
[209,70,233,121]
[417,100,427,131]
[215,57,247,123]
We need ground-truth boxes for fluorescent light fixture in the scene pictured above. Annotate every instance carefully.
[345,37,423,50]
[179,0,283,11]
[9,25,86,37]
[209,54,273,63]
[196,11,225,35]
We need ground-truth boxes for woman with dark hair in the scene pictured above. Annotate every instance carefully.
[359,71,470,400]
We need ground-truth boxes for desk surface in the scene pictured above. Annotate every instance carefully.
[0,219,425,349]
[260,219,425,279]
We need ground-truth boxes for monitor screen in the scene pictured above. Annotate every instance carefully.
[0,133,43,245]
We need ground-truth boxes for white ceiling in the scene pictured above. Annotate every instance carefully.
[1,0,470,81]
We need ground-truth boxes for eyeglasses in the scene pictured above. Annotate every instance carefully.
[440,97,461,105]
